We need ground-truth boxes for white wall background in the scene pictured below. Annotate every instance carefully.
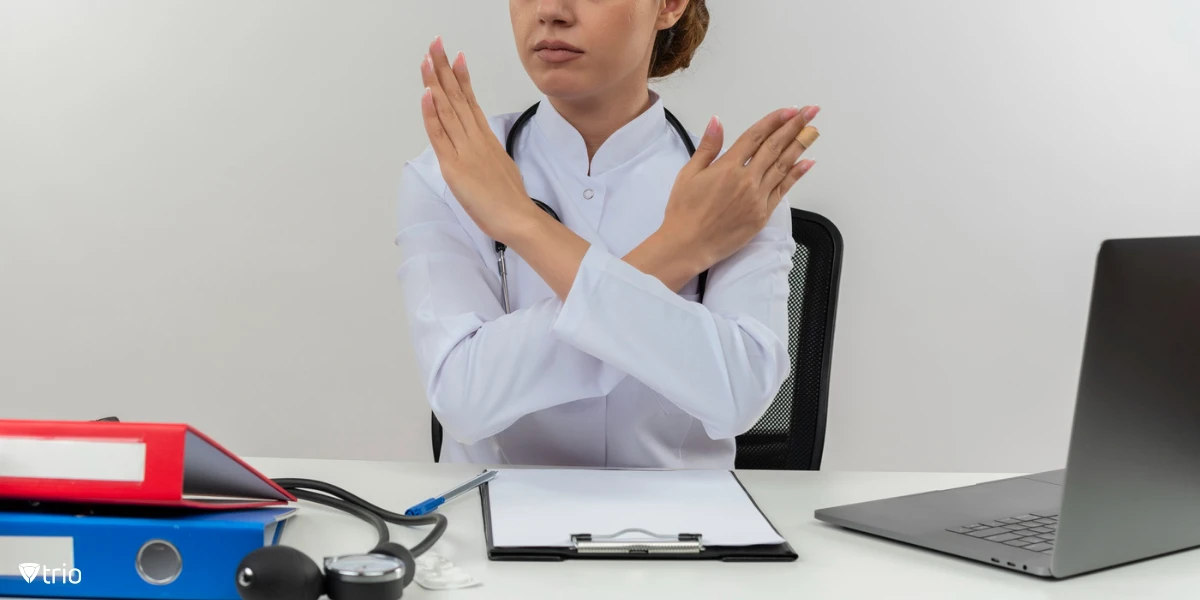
[2,0,1198,472]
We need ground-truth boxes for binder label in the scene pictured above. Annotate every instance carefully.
[0,437,146,482]
[0,536,74,579]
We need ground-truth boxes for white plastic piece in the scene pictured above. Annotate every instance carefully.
[414,552,481,590]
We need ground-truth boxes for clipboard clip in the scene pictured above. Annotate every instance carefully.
[570,528,705,554]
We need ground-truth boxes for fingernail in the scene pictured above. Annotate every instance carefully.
[706,115,720,136]
[422,55,432,72]
[422,87,432,102]
[803,105,821,121]
[433,36,444,53]
[781,106,801,121]
[799,159,816,174]
[455,52,466,68]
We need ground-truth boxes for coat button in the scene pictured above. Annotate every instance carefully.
[583,189,595,200]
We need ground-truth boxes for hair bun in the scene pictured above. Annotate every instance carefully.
[650,0,710,78]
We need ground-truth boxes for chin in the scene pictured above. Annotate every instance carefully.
[529,69,603,101]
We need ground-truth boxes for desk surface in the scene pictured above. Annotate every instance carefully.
[245,458,1198,600]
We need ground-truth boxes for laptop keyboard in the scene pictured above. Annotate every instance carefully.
[947,512,1058,554]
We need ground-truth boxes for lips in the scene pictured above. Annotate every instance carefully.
[534,40,583,53]
[533,40,583,64]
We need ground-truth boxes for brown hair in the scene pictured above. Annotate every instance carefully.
[649,1,709,78]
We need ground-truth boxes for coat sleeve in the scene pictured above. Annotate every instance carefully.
[395,161,627,445]
[550,201,795,440]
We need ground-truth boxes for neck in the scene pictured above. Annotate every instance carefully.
[547,80,654,165]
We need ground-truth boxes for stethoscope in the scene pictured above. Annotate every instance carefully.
[497,101,706,313]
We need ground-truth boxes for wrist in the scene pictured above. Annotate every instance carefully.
[627,226,710,293]
[494,198,592,301]
[650,224,713,278]
[494,197,549,249]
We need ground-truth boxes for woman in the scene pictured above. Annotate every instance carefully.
[396,0,820,468]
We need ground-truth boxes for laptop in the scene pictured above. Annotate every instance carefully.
[815,236,1200,578]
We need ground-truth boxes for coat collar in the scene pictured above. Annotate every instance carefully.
[531,91,669,177]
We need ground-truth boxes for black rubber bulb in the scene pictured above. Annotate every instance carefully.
[371,542,417,587]
[234,546,324,600]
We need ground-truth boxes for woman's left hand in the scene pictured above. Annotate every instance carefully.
[419,37,538,244]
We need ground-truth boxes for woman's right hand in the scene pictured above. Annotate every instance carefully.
[660,106,820,271]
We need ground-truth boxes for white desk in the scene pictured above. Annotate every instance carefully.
[246,458,1200,600]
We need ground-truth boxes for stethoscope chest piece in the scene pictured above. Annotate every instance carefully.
[323,552,408,600]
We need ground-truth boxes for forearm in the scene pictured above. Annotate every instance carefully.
[503,209,707,296]
[549,244,793,439]
[501,208,590,300]
[424,300,627,444]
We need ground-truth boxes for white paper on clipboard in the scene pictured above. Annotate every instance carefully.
[486,468,785,548]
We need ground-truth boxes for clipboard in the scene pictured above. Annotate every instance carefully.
[480,470,797,562]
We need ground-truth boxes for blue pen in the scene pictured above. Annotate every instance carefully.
[405,470,498,516]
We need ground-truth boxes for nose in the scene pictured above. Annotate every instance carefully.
[535,0,573,26]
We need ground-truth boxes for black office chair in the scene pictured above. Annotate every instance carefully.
[734,208,843,470]
[431,208,843,469]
